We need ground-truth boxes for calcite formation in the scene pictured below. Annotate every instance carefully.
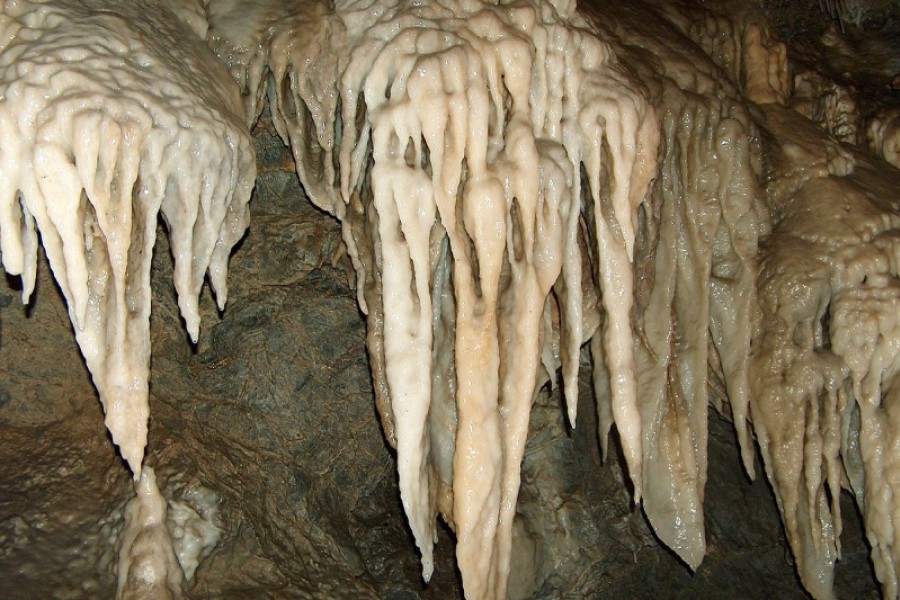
[1,0,899,598]
[0,0,255,477]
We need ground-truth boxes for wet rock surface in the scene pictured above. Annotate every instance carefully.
[0,123,880,599]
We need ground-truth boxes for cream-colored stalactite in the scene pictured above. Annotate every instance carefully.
[247,0,658,595]
[633,98,711,567]
[584,0,767,568]
[579,50,659,504]
[493,125,574,597]
[628,93,727,568]
[441,41,507,596]
[370,101,440,580]
[0,0,254,476]
[530,23,584,426]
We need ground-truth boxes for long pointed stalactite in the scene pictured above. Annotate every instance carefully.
[0,0,254,596]
[217,1,659,595]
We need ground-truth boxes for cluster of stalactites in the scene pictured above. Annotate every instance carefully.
[655,3,900,595]
[749,103,900,600]
[0,0,255,476]
[203,0,900,598]
[205,0,348,221]
[249,0,659,596]
[217,0,785,593]
[617,4,900,598]
[572,0,772,574]
[631,89,765,569]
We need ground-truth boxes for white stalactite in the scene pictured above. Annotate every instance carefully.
[0,0,255,476]
[233,0,658,595]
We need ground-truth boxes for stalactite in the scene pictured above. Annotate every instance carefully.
[0,0,254,476]
[0,0,254,596]
[219,0,658,595]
